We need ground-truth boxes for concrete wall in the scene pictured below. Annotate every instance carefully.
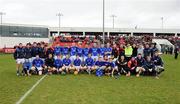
[0,37,49,48]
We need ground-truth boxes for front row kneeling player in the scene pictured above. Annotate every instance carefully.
[70,55,82,74]
[31,55,44,75]
[53,55,63,74]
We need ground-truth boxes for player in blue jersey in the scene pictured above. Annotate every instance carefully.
[70,43,77,61]
[77,43,83,61]
[53,55,63,74]
[94,57,103,70]
[31,55,44,75]
[62,44,69,59]
[99,44,106,58]
[83,44,90,62]
[70,55,82,74]
[109,57,119,77]
[62,55,72,73]
[85,54,95,74]
[14,43,25,76]
[89,43,99,61]
[54,44,62,59]
[23,58,32,76]
[105,43,112,58]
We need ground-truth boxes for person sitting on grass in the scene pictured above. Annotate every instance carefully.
[45,54,55,75]
[108,57,118,77]
[85,54,94,75]
[23,59,32,76]
[54,55,63,74]
[115,55,130,76]
[31,55,44,75]
[152,51,165,77]
[128,57,137,76]
[144,56,158,79]
[135,53,146,77]
[62,55,72,74]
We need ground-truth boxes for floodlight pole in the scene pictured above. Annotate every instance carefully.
[110,15,117,29]
[0,12,6,24]
[56,12,63,36]
[161,17,164,29]
[103,0,105,45]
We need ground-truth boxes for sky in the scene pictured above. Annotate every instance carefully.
[0,0,180,28]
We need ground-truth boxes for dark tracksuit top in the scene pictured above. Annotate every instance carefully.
[14,47,25,59]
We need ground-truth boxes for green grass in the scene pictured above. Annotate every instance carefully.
[0,54,180,104]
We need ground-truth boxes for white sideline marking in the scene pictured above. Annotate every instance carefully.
[16,75,47,104]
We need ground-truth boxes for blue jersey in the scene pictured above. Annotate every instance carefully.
[54,47,61,56]
[62,47,69,55]
[105,47,112,55]
[74,59,81,66]
[77,47,83,56]
[109,62,116,68]
[32,59,44,67]
[85,57,94,66]
[83,48,89,57]
[54,59,63,68]
[101,61,110,66]
[90,48,99,56]
[23,61,31,69]
[99,47,106,56]
[95,61,102,66]
[63,58,71,66]
[70,46,77,56]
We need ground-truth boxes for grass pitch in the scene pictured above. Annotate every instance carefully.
[0,54,180,104]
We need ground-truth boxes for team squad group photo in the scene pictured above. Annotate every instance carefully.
[14,40,165,79]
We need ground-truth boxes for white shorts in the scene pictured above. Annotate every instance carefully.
[83,56,88,62]
[92,56,98,61]
[136,67,145,72]
[75,66,81,71]
[54,56,58,60]
[70,56,76,61]
[16,58,25,64]
[31,57,36,61]
[36,67,43,71]
[155,66,164,71]
[64,66,70,69]
[24,58,32,63]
